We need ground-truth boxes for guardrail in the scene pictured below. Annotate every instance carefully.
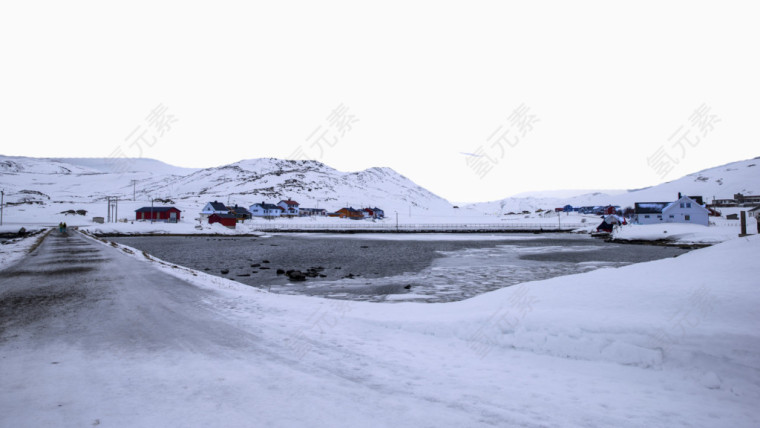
[247,222,588,232]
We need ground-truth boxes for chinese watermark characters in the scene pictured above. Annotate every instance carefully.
[647,103,720,179]
[287,299,355,360]
[107,103,178,174]
[467,103,539,179]
[467,284,538,358]
[289,103,359,161]
[651,285,715,353]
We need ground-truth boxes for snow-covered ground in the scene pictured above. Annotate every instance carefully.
[1,229,757,427]
[469,157,760,215]
[612,222,754,245]
[3,155,758,232]
[0,228,48,270]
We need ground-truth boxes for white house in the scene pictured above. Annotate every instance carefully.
[634,195,709,226]
[278,199,299,217]
[299,207,327,217]
[250,202,282,218]
[747,206,760,219]
[200,201,229,220]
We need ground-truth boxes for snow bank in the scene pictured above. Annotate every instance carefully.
[58,232,760,427]
[0,229,49,271]
[79,221,266,236]
[612,223,746,244]
[98,230,760,376]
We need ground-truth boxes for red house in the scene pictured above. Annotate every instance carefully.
[208,213,237,228]
[135,207,181,222]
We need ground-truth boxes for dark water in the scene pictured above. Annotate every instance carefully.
[112,233,689,302]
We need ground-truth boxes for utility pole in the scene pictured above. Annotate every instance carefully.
[107,197,111,223]
[395,211,399,232]
[1,190,4,226]
[131,180,137,201]
[151,197,154,224]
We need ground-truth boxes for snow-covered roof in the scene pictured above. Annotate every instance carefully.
[207,201,228,211]
[229,206,252,216]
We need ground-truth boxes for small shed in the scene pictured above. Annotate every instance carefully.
[208,213,237,228]
[135,207,181,222]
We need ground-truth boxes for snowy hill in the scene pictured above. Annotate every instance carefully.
[469,157,760,214]
[0,155,453,223]
[144,158,450,211]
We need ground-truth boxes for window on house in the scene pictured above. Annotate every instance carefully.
[685,215,690,221]
[686,203,691,208]
[657,215,662,219]
[669,215,674,218]
[680,203,684,208]
[644,215,650,218]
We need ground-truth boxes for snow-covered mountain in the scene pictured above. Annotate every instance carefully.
[0,156,453,220]
[468,157,760,214]
[2,154,758,223]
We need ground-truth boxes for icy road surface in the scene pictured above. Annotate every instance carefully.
[1,231,758,427]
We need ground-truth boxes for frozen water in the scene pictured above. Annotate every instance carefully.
[113,233,687,303]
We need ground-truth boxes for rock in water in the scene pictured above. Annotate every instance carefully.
[286,270,307,281]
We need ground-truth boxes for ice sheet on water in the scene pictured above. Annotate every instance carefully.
[268,244,632,303]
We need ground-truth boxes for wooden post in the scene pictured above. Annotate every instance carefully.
[740,210,747,236]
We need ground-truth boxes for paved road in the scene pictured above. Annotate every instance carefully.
[0,230,257,352]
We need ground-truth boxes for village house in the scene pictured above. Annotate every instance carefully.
[333,207,365,220]
[278,199,300,217]
[361,207,385,219]
[748,206,760,219]
[208,213,237,229]
[200,201,229,220]
[228,205,252,222]
[249,202,283,218]
[634,195,709,226]
[733,193,760,206]
[709,193,760,208]
[299,207,327,217]
[371,207,385,218]
[135,206,181,223]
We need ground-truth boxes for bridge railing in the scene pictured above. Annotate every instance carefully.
[247,222,587,232]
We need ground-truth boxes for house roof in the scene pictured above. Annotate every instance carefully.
[663,196,710,214]
[339,207,363,214]
[230,205,252,215]
[279,199,299,206]
[209,213,237,219]
[135,207,180,213]
[207,201,228,211]
[261,203,282,210]
[634,202,670,214]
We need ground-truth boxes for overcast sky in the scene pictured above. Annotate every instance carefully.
[1,1,758,203]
